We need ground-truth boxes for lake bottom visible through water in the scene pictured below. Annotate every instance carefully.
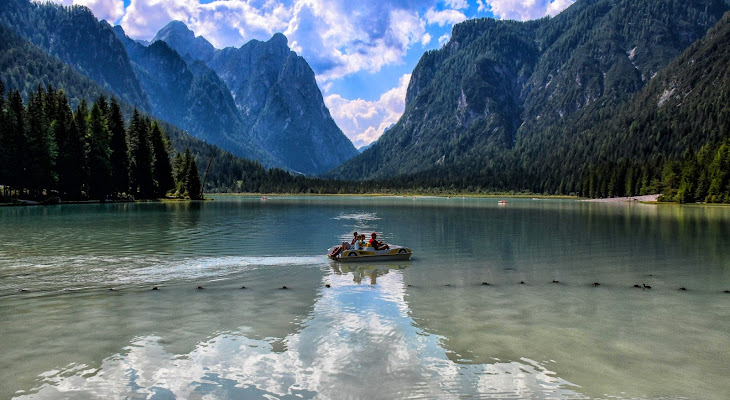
[0,196,729,399]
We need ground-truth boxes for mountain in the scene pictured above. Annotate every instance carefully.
[0,0,357,175]
[566,9,730,199]
[328,0,729,194]
[112,25,276,167]
[0,0,150,110]
[0,22,353,195]
[152,20,216,62]
[153,21,359,174]
[358,143,375,153]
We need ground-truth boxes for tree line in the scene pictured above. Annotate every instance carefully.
[0,82,202,202]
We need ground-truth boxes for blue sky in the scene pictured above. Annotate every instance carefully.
[55,1,575,147]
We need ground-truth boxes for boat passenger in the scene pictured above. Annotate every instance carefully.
[343,231,358,250]
[369,232,390,250]
[332,231,359,257]
[356,234,366,250]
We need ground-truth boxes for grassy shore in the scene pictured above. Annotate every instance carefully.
[0,197,211,207]
[207,192,583,199]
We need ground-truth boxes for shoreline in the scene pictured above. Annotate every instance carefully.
[207,192,583,200]
[582,194,661,203]
[0,198,211,207]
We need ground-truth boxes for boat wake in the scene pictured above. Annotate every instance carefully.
[0,255,326,296]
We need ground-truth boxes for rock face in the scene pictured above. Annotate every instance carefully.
[327,0,729,183]
[153,22,358,174]
[113,25,275,166]
[152,20,216,61]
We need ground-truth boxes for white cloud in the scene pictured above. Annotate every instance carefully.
[285,2,426,82]
[117,1,430,83]
[438,33,450,45]
[425,8,467,27]
[477,0,488,13]
[421,32,432,46]
[120,0,290,49]
[482,0,575,21]
[444,0,469,9]
[325,74,411,147]
[48,0,125,23]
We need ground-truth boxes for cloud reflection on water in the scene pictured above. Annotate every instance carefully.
[17,267,585,399]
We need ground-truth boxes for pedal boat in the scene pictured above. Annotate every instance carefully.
[327,242,413,262]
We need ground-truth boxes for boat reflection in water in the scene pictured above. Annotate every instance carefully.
[331,262,410,284]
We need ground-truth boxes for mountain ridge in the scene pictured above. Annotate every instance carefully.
[152,21,359,174]
[327,0,729,193]
[0,0,357,175]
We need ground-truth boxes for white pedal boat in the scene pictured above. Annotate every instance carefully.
[327,243,413,262]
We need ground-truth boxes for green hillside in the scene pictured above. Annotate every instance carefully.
[327,0,730,200]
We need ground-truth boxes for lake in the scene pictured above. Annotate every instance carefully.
[1,196,729,399]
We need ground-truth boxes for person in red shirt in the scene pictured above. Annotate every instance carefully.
[368,232,389,250]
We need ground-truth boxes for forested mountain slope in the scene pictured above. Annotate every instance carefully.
[0,26,275,194]
[328,0,729,195]
[0,0,150,110]
[1,0,357,175]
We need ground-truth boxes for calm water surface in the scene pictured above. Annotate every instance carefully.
[1,196,729,399]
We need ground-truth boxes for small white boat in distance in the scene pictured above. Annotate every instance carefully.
[328,242,413,262]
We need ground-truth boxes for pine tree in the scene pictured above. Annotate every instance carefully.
[74,98,90,196]
[26,86,57,198]
[706,142,729,203]
[183,148,202,200]
[128,109,154,199]
[107,98,129,196]
[53,91,85,199]
[173,151,185,196]
[86,101,112,200]
[0,81,6,198]
[150,121,174,197]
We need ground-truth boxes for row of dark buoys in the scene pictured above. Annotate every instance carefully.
[146,284,302,290]
[14,284,730,293]
[138,284,730,293]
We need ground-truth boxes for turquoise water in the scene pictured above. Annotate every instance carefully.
[1,196,729,399]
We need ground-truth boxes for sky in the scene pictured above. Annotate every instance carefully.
[51,0,575,148]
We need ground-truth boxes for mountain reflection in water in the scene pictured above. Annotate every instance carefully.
[14,263,584,399]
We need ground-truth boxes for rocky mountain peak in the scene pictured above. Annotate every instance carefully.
[267,32,288,48]
[152,20,215,61]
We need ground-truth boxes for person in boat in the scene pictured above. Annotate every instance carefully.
[345,231,358,250]
[369,232,390,250]
[356,234,366,250]
[330,232,359,257]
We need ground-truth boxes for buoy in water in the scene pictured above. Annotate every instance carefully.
[592,282,600,287]
[152,286,159,290]
[197,286,205,290]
